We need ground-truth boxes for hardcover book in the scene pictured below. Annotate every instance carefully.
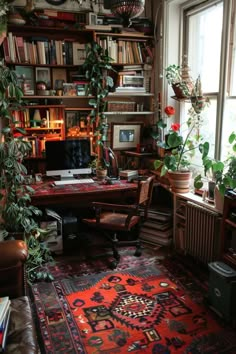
[0,307,11,352]
[0,297,10,328]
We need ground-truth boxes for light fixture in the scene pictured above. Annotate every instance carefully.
[110,0,145,27]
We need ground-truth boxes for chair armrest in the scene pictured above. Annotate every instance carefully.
[0,240,28,268]
[92,202,137,213]
[0,240,28,299]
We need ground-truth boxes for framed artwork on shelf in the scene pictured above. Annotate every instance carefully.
[111,122,143,150]
[15,66,35,95]
[65,110,91,137]
[35,67,51,88]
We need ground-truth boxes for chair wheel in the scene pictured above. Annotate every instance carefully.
[110,260,118,269]
[134,249,142,257]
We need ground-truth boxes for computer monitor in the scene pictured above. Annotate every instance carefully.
[45,139,92,180]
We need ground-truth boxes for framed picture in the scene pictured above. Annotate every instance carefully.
[15,66,35,95]
[35,67,51,88]
[111,123,143,150]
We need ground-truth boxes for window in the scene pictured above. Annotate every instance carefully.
[164,0,236,166]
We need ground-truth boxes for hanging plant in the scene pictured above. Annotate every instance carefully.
[83,41,115,167]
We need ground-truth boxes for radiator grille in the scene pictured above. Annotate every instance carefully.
[185,202,221,264]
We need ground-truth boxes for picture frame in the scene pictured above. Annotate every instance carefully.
[111,123,143,150]
[15,66,35,95]
[35,67,51,88]
[35,173,43,184]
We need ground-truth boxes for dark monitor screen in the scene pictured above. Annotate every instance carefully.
[45,139,92,179]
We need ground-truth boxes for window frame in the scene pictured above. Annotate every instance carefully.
[163,0,235,161]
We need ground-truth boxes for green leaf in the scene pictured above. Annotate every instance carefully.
[153,160,163,170]
[229,132,236,144]
[167,133,183,148]
[194,174,203,189]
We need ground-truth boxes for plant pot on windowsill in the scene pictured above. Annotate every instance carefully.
[167,170,192,193]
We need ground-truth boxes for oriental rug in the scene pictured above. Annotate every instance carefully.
[31,252,236,354]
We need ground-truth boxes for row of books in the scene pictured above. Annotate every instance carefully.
[140,207,173,247]
[97,36,154,64]
[3,34,86,66]
[0,296,11,352]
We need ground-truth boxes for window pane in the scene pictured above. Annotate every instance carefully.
[222,99,236,160]
[187,3,223,92]
[180,98,217,165]
[231,19,236,95]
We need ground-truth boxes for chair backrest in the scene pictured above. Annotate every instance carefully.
[136,175,155,219]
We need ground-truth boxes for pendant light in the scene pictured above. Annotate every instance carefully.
[110,0,145,27]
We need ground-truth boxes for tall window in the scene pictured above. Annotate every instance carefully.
[165,0,236,164]
[183,0,236,162]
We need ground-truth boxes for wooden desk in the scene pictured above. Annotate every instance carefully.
[31,180,138,208]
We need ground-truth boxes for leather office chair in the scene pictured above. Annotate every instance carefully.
[82,175,155,268]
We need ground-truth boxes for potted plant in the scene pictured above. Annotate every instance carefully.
[83,41,115,170]
[89,155,110,180]
[190,75,210,114]
[165,64,193,99]
[0,61,53,282]
[153,104,208,193]
[194,132,236,210]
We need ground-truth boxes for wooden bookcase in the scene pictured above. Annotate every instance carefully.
[2,24,155,173]
[220,195,236,268]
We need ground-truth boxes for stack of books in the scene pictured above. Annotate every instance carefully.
[140,207,173,246]
[0,296,11,352]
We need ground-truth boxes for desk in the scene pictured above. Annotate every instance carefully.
[31,180,138,208]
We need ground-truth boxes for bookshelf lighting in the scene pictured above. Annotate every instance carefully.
[110,0,145,27]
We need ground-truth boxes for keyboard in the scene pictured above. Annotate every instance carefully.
[54,178,95,186]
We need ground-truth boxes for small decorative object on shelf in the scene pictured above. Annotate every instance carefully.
[33,109,42,127]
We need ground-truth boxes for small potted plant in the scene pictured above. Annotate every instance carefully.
[153,105,204,192]
[194,132,236,210]
[89,154,110,180]
[165,64,193,99]
[190,75,210,114]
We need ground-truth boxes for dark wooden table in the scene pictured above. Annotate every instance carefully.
[31,179,138,208]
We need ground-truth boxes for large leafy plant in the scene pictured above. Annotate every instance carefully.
[153,106,204,175]
[0,62,53,282]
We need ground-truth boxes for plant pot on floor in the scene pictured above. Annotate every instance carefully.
[168,170,192,193]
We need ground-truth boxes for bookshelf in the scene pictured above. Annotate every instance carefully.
[2,24,155,173]
[220,196,236,269]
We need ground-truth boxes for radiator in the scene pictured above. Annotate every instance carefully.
[185,202,221,264]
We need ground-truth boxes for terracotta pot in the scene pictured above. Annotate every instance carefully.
[168,170,192,193]
[96,169,107,180]
[172,84,188,99]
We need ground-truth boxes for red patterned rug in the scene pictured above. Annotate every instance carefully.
[31,252,236,353]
